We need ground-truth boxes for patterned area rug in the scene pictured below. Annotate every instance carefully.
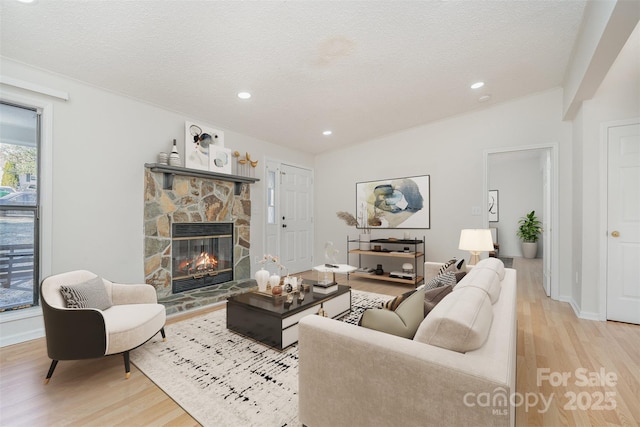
[131,289,390,427]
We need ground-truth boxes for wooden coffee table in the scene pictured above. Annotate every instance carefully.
[226,285,351,350]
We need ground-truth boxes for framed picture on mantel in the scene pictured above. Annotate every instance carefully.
[184,121,225,171]
[356,175,430,229]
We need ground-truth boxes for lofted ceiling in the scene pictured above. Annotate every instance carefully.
[0,1,588,154]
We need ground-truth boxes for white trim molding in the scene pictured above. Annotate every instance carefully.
[0,75,69,101]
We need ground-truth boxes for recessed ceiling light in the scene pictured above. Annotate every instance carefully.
[16,0,36,3]
[478,95,492,102]
[237,92,251,100]
[470,82,485,89]
[322,130,332,136]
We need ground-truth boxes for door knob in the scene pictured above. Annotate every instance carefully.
[282,224,287,228]
[611,231,620,238]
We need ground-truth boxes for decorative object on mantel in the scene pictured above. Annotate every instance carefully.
[185,121,224,171]
[169,139,181,166]
[210,146,232,174]
[233,151,258,177]
[356,175,431,229]
[157,152,168,165]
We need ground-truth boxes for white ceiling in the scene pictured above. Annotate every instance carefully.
[0,1,588,154]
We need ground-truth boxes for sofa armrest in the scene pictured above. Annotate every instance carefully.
[298,316,513,427]
[41,305,107,360]
[111,283,158,305]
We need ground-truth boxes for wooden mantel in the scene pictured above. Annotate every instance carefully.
[145,163,259,194]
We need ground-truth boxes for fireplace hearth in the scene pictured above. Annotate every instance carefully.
[172,222,234,293]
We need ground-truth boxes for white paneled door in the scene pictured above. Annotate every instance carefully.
[607,123,640,324]
[279,164,313,274]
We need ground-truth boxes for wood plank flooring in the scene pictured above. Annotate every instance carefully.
[1,259,638,426]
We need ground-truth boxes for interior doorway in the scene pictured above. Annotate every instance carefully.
[484,144,558,299]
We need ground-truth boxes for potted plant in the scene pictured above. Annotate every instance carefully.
[517,210,542,259]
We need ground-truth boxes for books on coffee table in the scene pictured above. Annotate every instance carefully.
[305,279,338,294]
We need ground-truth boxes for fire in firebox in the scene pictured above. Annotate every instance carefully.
[177,252,218,276]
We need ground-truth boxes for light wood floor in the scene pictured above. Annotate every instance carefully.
[1,259,638,426]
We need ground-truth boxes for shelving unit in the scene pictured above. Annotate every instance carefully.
[347,237,425,286]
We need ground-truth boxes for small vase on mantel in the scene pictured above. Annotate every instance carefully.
[359,233,371,251]
[169,139,181,166]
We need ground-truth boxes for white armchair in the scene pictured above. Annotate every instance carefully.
[40,270,166,383]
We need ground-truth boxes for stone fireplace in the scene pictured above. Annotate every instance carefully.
[143,166,257,314]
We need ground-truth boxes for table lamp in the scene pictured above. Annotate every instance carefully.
[458,229,494,265]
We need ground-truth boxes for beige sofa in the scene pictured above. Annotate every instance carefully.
[298,257,517,427]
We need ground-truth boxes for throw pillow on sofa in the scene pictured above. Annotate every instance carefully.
[382,289,417,311]
[359,288,425,339]
[424,271,457,290]
[423,284,452,316]
[60,276,113,310]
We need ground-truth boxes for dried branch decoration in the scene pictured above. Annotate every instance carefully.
[336,211,359,227]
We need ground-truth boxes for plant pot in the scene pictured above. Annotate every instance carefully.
[521,241,537,259]
[359,234,371,251]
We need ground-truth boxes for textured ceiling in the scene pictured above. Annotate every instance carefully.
[0,1,588,154]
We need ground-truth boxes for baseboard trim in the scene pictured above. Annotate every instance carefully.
[0,307,45,347]
[558,295,602,321]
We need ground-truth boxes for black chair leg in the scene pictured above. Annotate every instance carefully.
[44,360,58,384]
[160,327,166,341]
[123,351,130,379]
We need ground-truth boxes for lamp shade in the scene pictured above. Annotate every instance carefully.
[458,229,494,252]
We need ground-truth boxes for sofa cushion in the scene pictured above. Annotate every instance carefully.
[59,276,113,310]
[455,266,502,304]
[102,303,166,354]
[414,286,493,353]
[474,257,505,280]
[359,288,425,339]
[423,284,452,316]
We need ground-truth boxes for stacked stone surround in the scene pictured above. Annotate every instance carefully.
[144,169,255,315]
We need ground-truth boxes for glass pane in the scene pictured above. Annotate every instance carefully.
[0,102,39,311]
[267,170,276,224]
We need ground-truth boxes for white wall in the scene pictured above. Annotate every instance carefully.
[314,89,573,283]
[488,151,544,258]
[0,58,314,345]
[0,58,313,283]
[571,22,640,318]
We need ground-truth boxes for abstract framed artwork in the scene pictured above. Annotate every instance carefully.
[488,189,499,222]
[356,175,430,229]
[184,121,225,171]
